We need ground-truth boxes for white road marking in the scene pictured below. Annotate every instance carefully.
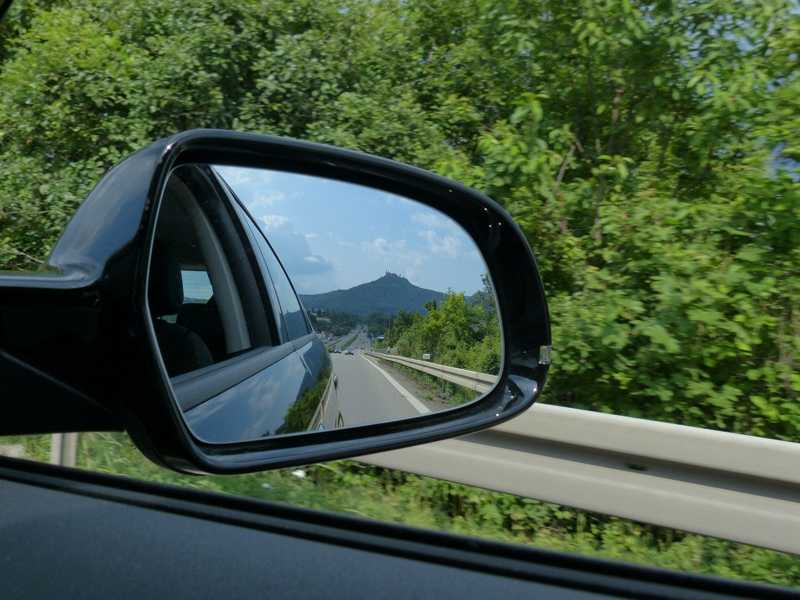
[361,355,431,414]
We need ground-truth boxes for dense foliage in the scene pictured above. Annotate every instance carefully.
[2,0,796,438]
[307,309,359,337]
[2,0,799,583]
[376,291,501,405]
[365,312,393,338]
[383,292,501,375]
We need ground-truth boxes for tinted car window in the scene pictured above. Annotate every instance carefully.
[181,269,214,303]
[256,232,311,341]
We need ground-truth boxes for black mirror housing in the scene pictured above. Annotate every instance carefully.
[0,130,550,474]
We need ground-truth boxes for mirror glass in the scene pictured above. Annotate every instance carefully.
[147,163,501,444]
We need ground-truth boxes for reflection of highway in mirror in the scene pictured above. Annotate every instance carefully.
[327,326,430,427]
[303,271,501,430]
[218,163,502,435]
[322,319,499,429]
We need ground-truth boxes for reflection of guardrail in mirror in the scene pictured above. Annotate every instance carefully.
[365,351,497,394]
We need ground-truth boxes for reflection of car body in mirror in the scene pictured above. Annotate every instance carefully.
[148,164,336,441]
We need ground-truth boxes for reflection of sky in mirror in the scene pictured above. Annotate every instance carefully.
[214,166,488,295]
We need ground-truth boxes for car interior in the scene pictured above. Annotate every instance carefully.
[148,241,215,376]
[148,165,276,377]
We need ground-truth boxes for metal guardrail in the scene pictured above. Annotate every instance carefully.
[365,351,497,393]
[362,352,800,555]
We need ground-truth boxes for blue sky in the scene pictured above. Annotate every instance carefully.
[215,166,488,295]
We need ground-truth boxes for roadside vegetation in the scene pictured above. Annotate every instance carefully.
[381,289,501,376]
[373,286,501,405]
[374,358,479,407]
[2,0,798,585]
[308,310,359,338]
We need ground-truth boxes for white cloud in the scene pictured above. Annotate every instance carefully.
[412,211,452,229]
[247,191,284,212]
[419,230,462,258]
[304,232,318,240]
[261,214,290,230]
[362,237,408,255]
[214,166,274,188]
[402,254,426,283]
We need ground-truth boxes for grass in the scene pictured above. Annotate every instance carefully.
[375,357,478,407]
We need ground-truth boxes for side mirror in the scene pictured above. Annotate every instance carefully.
[0,130,550,474]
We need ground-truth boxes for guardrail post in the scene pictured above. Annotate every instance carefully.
[49,432,78,467]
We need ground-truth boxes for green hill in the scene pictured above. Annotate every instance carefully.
[300,272,445,317]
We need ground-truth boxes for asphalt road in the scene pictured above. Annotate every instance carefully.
[329,352,425,428]
[334,326,371,352]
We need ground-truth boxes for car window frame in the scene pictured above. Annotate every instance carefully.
[212,169,313,345]
[166,174,252,354]
[229,201,290,344]
[247,218,312,342]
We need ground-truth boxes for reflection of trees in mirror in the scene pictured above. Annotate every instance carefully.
[276,366,332,435]
[365,313,393,338]
[308,311,358,338]
[368,280,501,407]
[381,291,501,375]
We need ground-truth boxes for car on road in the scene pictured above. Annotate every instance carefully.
[344,350,354,356]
